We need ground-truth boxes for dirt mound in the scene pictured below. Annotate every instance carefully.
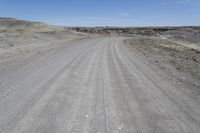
[0,18,88,61]
[0,18,88,48]
[162,29,200,45]
[0,18,65,33]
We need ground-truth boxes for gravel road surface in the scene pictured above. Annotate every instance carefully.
[0,37,200,133]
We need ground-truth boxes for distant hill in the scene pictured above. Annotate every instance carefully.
[0,17,65,33]
[0,17,87,50]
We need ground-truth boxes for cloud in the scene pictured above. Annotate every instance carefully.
[81,17,129,22]
[120,13,129,17]
[176,0,191,4]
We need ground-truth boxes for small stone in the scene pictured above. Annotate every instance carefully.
[182,77,186,80]
[117,124,124,130]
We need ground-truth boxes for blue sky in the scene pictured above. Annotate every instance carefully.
[0,0,200,26]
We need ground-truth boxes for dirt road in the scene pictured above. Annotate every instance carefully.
[0,37,200,133]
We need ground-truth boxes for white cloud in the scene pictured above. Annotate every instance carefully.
[81,17,129,21]
[120,13,129,17]
[177,0,191,4]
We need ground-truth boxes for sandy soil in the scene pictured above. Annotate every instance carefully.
[0,18,88,62]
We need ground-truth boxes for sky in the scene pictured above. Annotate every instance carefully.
[0,0,200,26]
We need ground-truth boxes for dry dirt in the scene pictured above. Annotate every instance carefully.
[125,36,200,99]
[0,18,200,133]
[0,18,88,62]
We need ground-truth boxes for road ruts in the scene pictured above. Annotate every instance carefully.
[0,37,199,133]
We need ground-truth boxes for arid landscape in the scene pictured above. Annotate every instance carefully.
[0,18,200,133]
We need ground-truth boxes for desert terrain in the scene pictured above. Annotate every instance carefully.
[0,18,200,133]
